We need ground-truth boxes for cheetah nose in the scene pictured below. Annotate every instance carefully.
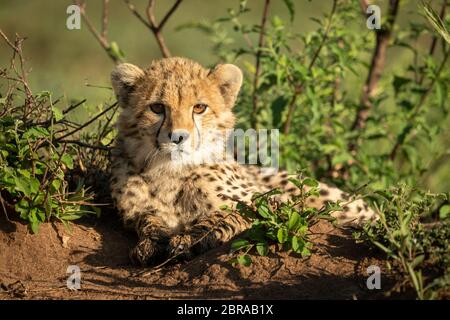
[168,130,189,144]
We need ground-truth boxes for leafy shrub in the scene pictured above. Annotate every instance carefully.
[0,34,113,232]
[226,175,339,266]
[354,186,449,299]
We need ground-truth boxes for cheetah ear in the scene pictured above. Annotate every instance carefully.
[111,63,144,107]
[208,64,243,108]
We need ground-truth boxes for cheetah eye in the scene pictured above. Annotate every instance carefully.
[193,104,208,114]
[149,103,165,114]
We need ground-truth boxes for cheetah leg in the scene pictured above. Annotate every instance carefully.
[110,156,175,266]
[130,213,176,266]
[167,210,251,259]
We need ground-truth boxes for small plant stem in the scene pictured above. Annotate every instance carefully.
[389,48,450,160]
[282,0,337,135]
[55,102,118,141]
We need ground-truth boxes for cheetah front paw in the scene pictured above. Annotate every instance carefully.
[129,238,166,266]
[168,234,194,260]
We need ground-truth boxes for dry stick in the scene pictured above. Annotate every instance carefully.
[389,48,450,160]
[282,0,338,135]
[351,0,400,132]
[418,0,447,85]
[0,30,35,118]
[251,0,271,129]
[101,0,109,40]
[58,140,111,151]
[124,0,183,58]
[56,102,118,141]
[74,0,118,63]
[62,99,87,115]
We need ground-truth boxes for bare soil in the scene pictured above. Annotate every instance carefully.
[0,213,401,300]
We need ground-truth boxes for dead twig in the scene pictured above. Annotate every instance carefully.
[124,0,183,58]
[0,29,36,119]
[55,102,118,142]
[74,0,120,63]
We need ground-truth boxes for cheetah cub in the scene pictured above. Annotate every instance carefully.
[109,57,376,266]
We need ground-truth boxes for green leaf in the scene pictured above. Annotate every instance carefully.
[52,106,64,122]
[231,239,250,252]
[411,254,425,269]
[271,96,288,128]
[29,177,40,195]
[256,242,269,256]
[14,176,31,196]
[392,76,411,96]
[23,126,50,139]
[59,213,84,220]
[30,220,40,233]
[439,205,450,219]
[300,247,311,257]
[287,211,300,231]
[257,203,271,219]
[282,0,295,22]
[237,254,252,266]
[61,154,74,169]
[303,178,318,188]
[277,228,288,243]
[292,236,305,253]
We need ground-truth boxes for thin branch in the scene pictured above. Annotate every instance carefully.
[282,0,338,135]
[389,48,450,160]
[101,0,110,40]
[351,0,400,131]
[56,102,118,141]
[124,0,183,58]
[158,0,183,31]
[59,140,111,151]
[251,0,271,129]
[74,0,119,63]
[63,99,87,115]
[0,29,36,118]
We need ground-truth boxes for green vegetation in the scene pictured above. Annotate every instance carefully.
[0,0,449,299]
[354,186,449,299]
[227,175,337,267]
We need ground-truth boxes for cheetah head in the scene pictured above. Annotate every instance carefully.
[111,57,242,171]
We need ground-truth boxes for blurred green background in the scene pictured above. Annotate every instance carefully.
[0,0,448,192]
[0,1,424,104]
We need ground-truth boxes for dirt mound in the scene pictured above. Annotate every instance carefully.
[0,213,398,299]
